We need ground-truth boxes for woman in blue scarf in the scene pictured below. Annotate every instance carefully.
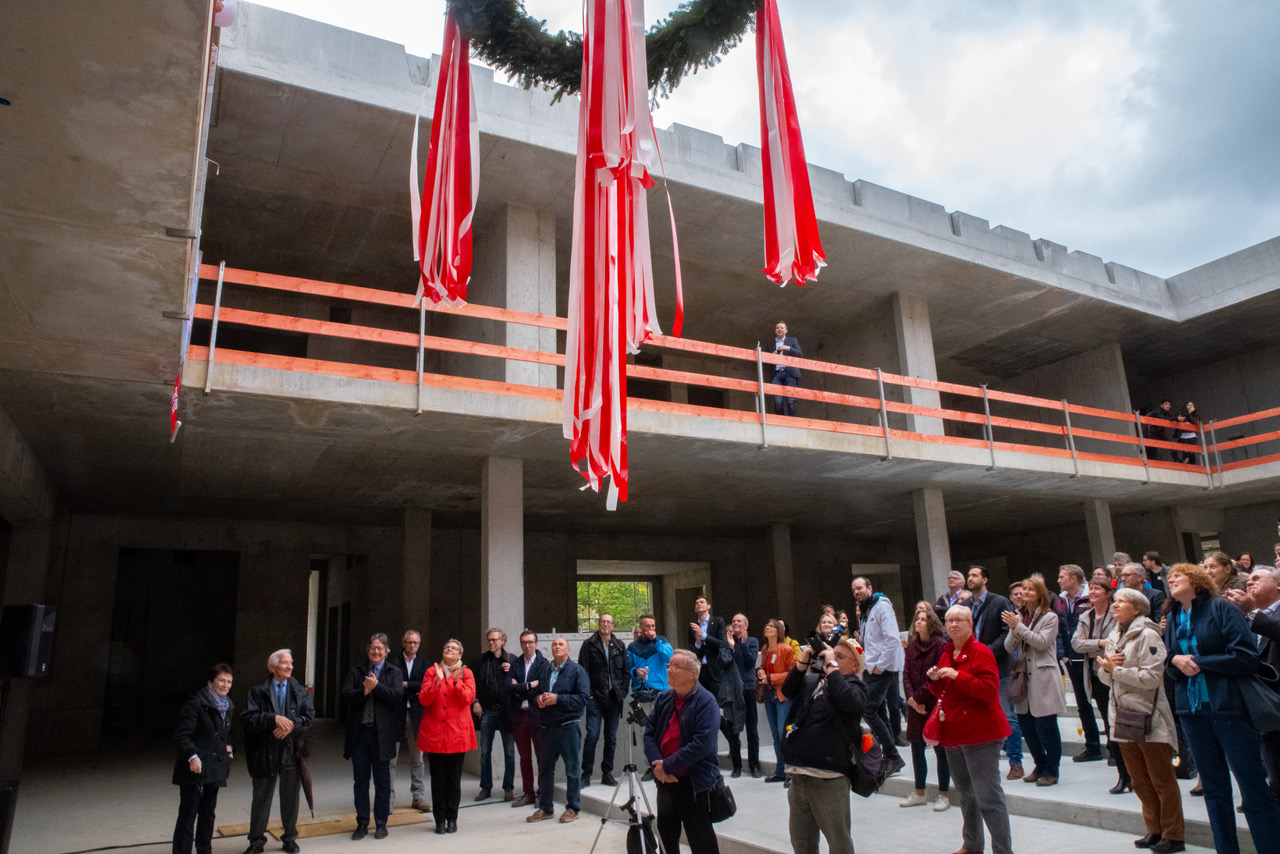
[1164,563,1280,854]
[172,663,235,854]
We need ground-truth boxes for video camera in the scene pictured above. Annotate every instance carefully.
[627,692,653,727]
[805,630,841,669]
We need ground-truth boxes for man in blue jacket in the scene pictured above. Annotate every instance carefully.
[526,637,589,825]
[644,649,723,854]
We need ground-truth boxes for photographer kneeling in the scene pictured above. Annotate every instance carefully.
[781,634,867,854]
[644,649,723,854]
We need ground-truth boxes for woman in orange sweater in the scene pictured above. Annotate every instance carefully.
[756,618,796,783]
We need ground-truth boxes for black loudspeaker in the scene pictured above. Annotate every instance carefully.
[0,604,56,677]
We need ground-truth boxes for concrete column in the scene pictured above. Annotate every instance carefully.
[481,457,524,635]
[1,522,55,778]
[892,292,943,435]
[770,523,795,621]
[402,508,432,637]
[1084,499,1117,569]
[499,204,557,388]
[912,488,951,604]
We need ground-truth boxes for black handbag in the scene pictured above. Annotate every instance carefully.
[1241,663,1280,733]
[706,778,736,823]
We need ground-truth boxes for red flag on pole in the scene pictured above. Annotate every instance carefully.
[563,0,664,509]
[756,0,825,285]
[410,12,477,306]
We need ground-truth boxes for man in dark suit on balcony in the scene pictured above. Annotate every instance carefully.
[769,321,802,417]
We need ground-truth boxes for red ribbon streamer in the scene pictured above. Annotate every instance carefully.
[756,0,825,285]
[411,13,477,306]
[564,0,665,509]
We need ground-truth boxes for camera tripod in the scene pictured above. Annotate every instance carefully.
[588,710,665,854]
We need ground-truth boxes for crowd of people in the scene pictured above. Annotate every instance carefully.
[169,543,1280,854]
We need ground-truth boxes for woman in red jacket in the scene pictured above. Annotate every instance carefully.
[927,605,1013,854]
[419,639,477,834]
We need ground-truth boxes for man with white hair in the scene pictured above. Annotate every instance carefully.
[241,649,314,854]
[934,570,970,621]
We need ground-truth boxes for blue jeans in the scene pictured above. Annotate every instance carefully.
[539,725,582,813]
[582,697,622,777]
[1182,713,1280,854]
[764,694,792,776]
[998,673,1023,764]
[1017,713,1061,778]
[478,707,514,792]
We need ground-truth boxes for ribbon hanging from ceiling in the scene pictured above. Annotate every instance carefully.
[410,12,478,306]
[756,0,825,286]
[563,0,665,510]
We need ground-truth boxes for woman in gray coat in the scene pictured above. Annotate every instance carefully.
[1003,577,1066,786]
[1099,588,1183,853]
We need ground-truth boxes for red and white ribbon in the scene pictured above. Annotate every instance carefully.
[756,0,825,285]
[564,0,665,509]
[410,12,477,306]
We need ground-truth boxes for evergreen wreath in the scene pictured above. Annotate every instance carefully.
[446,0,759,100]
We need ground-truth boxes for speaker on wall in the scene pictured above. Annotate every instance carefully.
[0,604,56,678]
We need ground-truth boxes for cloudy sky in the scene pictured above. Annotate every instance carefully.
[254,0,1280,279]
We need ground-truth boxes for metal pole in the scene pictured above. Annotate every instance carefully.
[877,369,892,460]
[981,384,996,471]
[415,302,426,415]
[1062,400,1079,478]
[203,261,225,394]
[1133,410,1151,484]
[1200,424,1214,489]
[755,344,768,449]
[1210,420,1225,483]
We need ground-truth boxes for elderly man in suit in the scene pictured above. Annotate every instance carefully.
[966,565,1023,779]
[241,649,314,854]
[769,321,803,417]
[342,633,404,840]
[1226,565,1280,803]
[389,629,430,812]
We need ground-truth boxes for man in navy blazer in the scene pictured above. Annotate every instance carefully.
[769,321,802,417]
[644,649,723,854]
[508,631,552,807]
[525,637,589,824]
[389,629,430,812]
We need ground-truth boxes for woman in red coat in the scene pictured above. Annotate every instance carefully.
[419,639,477,834]
[927,605,1013,854]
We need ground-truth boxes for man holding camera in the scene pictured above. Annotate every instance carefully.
[852,576,906,776]
[781,634,867,854]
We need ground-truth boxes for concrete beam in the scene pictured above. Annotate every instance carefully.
[0,404,57,524]
[1084,499,1117,569]
[912,488,951,603]
[892,292,943,435]
[481,457,524,635]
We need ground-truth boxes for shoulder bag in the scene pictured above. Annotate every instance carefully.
[706,777,737,822]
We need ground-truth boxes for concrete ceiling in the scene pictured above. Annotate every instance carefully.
[2,4,1278,542]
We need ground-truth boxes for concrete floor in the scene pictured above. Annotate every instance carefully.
[12,713,1237,854]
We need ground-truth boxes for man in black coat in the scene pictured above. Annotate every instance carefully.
[578,613,630,788]
[687,596,727,693]
[507,631,552,807]
[1227,566,1280,803]
[473,627,518,800]
[241,650,314,854]
[389,629,430,812]
[342,633,404,840]
[769,321,803,417]
[966,566,1023,779]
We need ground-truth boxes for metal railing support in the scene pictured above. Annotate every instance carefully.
[1133,410,1151,484]
[981,384,997,471]
[415,302,426,415]
[1062,400,1079,478]
[203,261,226,394]
[1200,426,1215,489]
[1210,420,1225,485]
[877,369,892,460]
[755,344,768,449]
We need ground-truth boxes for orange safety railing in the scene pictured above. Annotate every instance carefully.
[187,265,1280,485]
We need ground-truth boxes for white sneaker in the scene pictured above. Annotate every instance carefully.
[933,794,951,812]
[899,792,927,808]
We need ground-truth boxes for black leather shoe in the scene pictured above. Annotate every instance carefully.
[446,820,457,833]
[1110,776,1133,795]
[282,843,301,854]
[243,846,265,854]
[1134,833,1162,849]
[351,827,367,841]
[764,774,785,783]
[1073,747,1105,763]
[731,768,742,778]
[374,826,388,840]
[581,775,591,788]
[750,765,763,778]
[601,773,618,786]
[1149,840,1184,854]
[435,823,447,835]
